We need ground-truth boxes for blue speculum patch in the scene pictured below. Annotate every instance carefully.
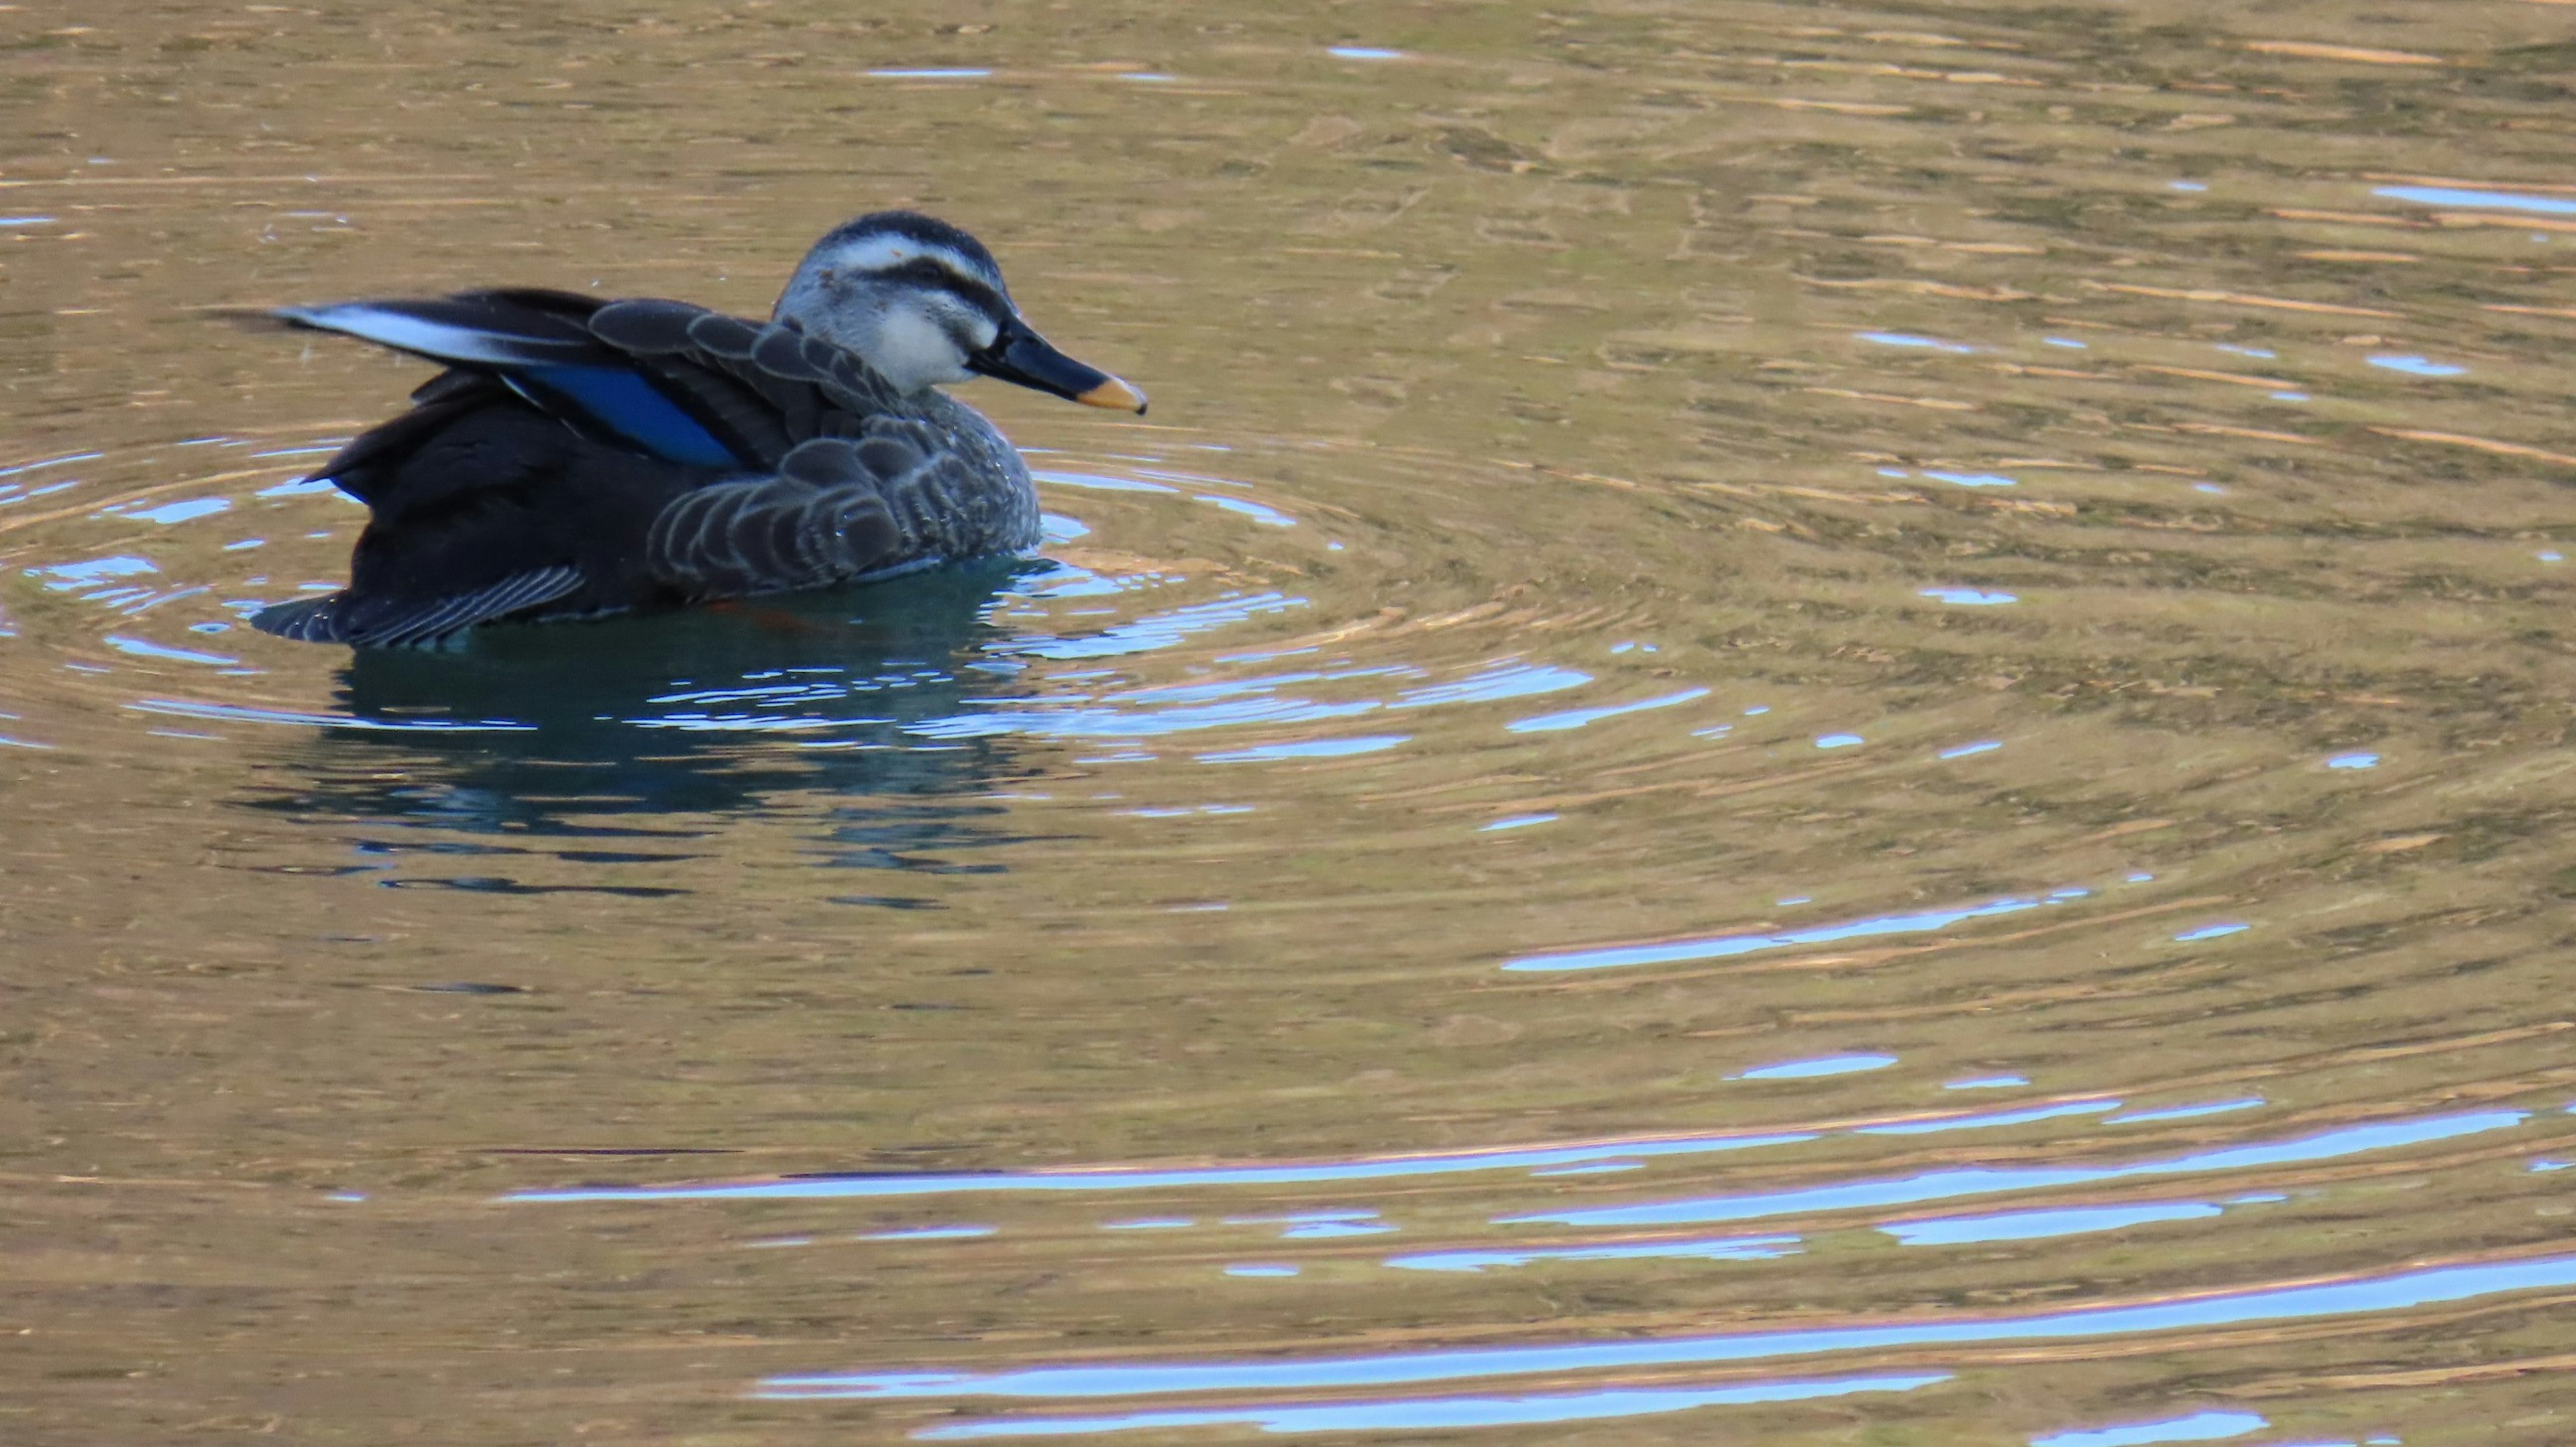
[521,364,743,468]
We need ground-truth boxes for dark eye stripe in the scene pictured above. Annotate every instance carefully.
[879,257,1010,323]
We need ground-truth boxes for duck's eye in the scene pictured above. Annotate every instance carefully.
[879,257,954,288]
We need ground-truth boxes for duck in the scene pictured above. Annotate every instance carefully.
[250,211,1145,647]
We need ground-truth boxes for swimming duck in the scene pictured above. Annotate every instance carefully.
[252,211,1144,646]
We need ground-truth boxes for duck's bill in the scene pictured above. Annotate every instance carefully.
[968,322,1148,414]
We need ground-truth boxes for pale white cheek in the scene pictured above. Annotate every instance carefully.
[871,308,972,391]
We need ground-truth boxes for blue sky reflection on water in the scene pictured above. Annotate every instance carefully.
[505,1107,2520,1212]
[2373,183,2576,215]
[2027,1409,2269,1447]
[1505,686,1708,733]
[757,1252,2576,1401]
[1881,1200,2222,1246]
[906,1372,1949,1440]
[1734,1053,1895,1081]
[2106,1099,2263,1126]
[1499,1111,2524,1229]
[1503,894,2059,973]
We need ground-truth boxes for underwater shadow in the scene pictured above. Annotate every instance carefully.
[240,562,1055,890]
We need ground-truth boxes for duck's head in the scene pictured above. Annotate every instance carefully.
[773,211,1146,414]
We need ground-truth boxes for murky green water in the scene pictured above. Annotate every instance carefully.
[11,3,2576,1442]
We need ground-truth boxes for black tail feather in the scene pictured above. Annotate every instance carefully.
[303,371,520,505]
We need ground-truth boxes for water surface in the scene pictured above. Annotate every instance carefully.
[9,3,2576,1443]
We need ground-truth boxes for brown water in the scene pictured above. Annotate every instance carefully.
[10,2,2576,1442]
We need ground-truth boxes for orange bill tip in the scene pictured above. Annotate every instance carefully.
[1077,374,1148,415]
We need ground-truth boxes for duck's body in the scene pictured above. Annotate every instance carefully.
[254,213,1142,647]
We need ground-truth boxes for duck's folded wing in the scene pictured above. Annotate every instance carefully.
[584,299,906,463]
[280,290,906,476]
[281,288,752,473]
[641,435,956,598]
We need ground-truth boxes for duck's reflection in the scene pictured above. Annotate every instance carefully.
[245,564,1050,892]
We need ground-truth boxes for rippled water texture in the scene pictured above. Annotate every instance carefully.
[10,3,2576,1443]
